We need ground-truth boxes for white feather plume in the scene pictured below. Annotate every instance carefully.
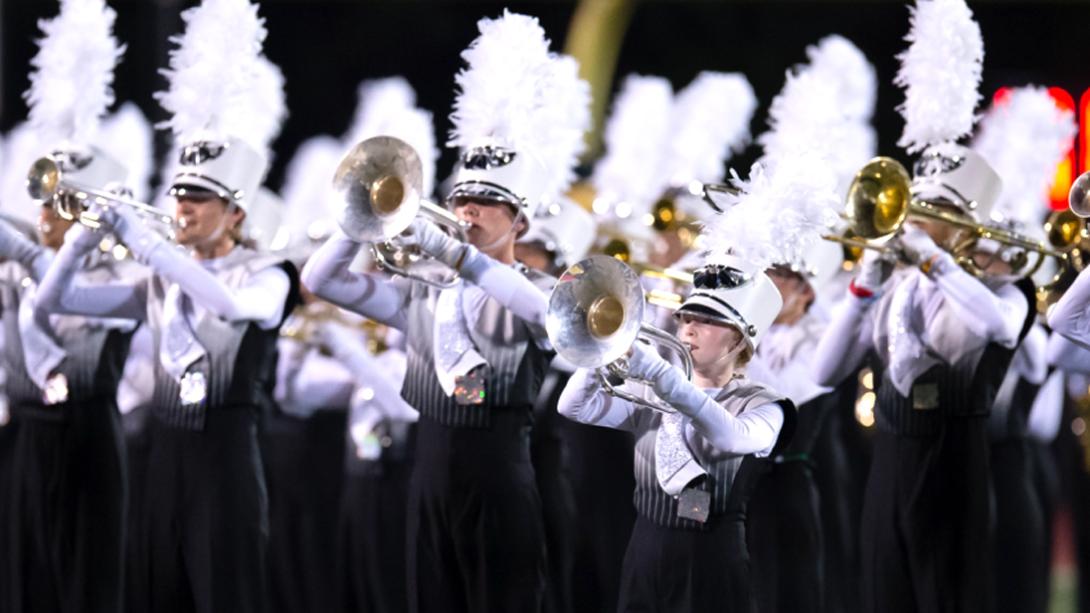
[449,11,590,202]
[895,0,984,153]
[806,35,877,123]
[344,77,438,196]
[280,135,344,245]
[760,41,877,193]
[155,0,267,147]
[448,11,552,153]
[25,0,125,146]
[344,77,417,146]
[702,155,840,271]
[972,87,1076,226]
[592,75,674,217]
[220,56,287,158]
[665,72,757,187]
[533,54,591,204]
[96,103,154,200]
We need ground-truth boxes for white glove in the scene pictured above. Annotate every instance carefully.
[626,341,674,382]
[898,224,943,265]
[855,249,891,293]
[64,223,104,254]
[407,218,465,270]
[95,203,164,262]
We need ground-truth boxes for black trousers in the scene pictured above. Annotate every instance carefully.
[531,407,577,613]
[262,410,344,613]
[813,381,870,613]
[617,515,754,613]
[406,411,547,613]
[0,418,20,611]
[748,459,824,613]
[135,407,268,613]
[861,415,992,613]
[7,399,127,613]
[339,458,413,613]
[123,409,151,613]
[990,438,1048,613]
[564,422,635,613]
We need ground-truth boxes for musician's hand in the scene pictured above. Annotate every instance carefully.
[899,225,943,265]
[407,218,464,269]
[855,249,891,293]
[626,341,673,381]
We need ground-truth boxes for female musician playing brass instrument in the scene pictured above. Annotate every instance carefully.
[553,155,852,611]
[556,259,794,612]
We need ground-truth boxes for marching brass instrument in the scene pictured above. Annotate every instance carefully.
[832,157,1068,278]
[334,136,469,289]
[1070,170,1090,218]
[1036,208,1090,314]
[26,155,176,236]
[546,255,694,414]
[281,302,390,355]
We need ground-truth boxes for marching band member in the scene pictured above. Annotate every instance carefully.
[745,34,877,613]
[303,11,590,612]
[558,156,844,612]
[971,85,1077,613]
[323,75,434,613]
[813,4,1034,611]
[4,2,138,611]
[35,1,298,611]
[517,197,596,613]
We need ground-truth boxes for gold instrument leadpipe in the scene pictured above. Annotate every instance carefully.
[27,156,176,235]
[835,157,1069,277]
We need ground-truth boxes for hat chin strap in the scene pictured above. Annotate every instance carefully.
[695,336,747,387]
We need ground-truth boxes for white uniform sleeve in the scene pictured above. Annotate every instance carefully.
[931,261,1026,348]
[1047,332,1090,375]
[0,220,50,282]
[143,243,290,328]
[460,248,550,329]
[689,402,784,459]
[557,368,642,431]
[813,294,875,387]
[1049,266,1090,347]
[322,326,417,422]
[300,230,411,330]
[36,232,147,320]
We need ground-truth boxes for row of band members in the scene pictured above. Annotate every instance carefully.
[1,155,1088,613]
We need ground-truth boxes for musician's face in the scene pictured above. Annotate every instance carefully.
[906,202,968,250]
[38,204,74,251]
[677,313,745,369]
[451,198,526,250]
[767,267,814,325]
[514,241,554,274]
[174,193,244,248]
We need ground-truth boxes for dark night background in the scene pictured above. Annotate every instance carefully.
[0,0,1085,194]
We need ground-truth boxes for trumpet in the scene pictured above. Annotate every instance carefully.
[334,136,469,289]
[26,155,176,236]
[827,157,1068,278]
[546,255,694,414]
